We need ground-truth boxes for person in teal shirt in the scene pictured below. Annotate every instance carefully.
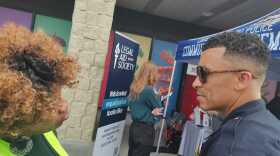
[128,61,163,156]
[0,23,79,156]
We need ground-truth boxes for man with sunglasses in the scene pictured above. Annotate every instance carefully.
[192,32,280,156]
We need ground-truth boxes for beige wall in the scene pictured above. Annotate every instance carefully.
[57,0,116,142]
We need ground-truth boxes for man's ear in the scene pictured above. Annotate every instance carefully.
[235,72,252,90]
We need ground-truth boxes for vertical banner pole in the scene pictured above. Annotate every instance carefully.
[156,60,177,154]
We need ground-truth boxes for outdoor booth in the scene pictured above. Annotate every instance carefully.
[156,7,280,156]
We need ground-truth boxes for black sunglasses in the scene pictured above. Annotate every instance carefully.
[196,66,256,84]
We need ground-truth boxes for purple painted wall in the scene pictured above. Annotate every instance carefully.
[0,7,32,29]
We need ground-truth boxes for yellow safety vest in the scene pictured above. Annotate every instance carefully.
[0,131,68,156]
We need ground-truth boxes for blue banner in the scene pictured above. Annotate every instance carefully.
[176,8,280,60]
[99,32,139,127]
[93,32,139,156]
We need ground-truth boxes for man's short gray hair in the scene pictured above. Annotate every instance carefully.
[202,32,270,77]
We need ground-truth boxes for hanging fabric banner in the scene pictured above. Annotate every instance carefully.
[93,32,139,156]
[176,8,280,60]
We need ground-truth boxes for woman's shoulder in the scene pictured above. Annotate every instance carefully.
[141,86,159,99]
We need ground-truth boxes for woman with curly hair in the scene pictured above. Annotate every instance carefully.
[0,23,79,156]
[128,61,163,156]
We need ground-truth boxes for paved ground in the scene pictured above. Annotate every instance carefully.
[61,114,178,156]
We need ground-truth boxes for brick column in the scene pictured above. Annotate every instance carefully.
[57,0,116,142]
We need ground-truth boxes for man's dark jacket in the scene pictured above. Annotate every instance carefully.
[200,100,280,156]
[267,96,280,120]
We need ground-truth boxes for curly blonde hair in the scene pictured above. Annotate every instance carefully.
[0,23,79,135]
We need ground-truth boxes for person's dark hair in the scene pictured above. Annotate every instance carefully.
[202,32,270,77]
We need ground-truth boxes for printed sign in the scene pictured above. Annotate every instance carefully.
[93,32,139,156]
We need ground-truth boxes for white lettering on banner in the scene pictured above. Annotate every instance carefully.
[236,25,273,34]
[268,32,280,50]
[118,61,135,70]
[110,91,127,97]
[260,33,270,41]
[113,43,136,71]
[121,45,133,56]
[255,31,280,51]
[182,43,204,57]
[235,24,280,51]
[105,99,127,109]
[181,31,280,58]
[119,54,127,62]
[107,108,123,117]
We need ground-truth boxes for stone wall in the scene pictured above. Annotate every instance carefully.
[57,0,116,142]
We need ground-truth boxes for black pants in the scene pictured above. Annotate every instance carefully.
[128,122,155,156]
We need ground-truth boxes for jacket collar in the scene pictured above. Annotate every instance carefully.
[222,99,266,124]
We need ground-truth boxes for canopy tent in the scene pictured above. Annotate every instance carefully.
[156,8,280,154]
[176,8,280,80]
